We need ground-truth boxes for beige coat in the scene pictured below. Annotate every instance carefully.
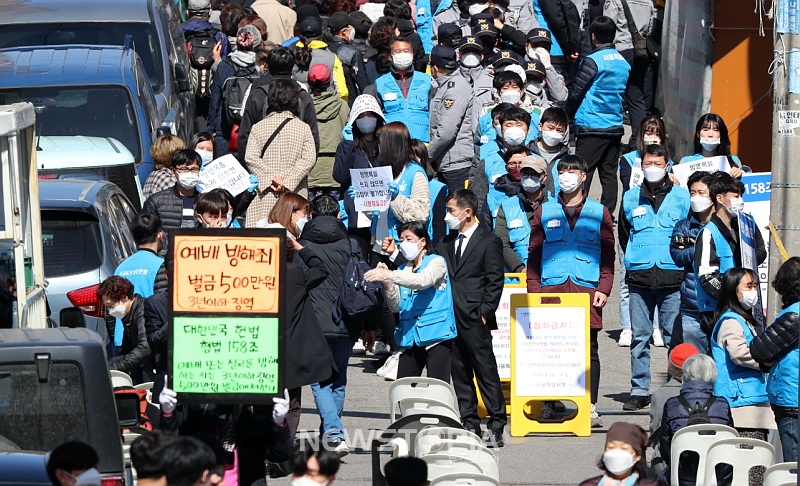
[250,0,296,44]
[244,111,316,226]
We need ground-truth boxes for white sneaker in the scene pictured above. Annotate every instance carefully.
[383,354,399,381]
[590,404,603,428]
[376,352,399,377]
[333,438,350,458]
[618,329,632,347]
[352,340,366,355]
[652,328,665,347]
[372,341,390,355]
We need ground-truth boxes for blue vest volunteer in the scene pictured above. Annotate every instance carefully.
[533,0,563,57]
[501,197,531,267]
[540,198,603,287]
[385,162,429,242]
[416,0,434,53]
[694,222,736,313]
[623,185,690,272]
[395,254,458,347]
[574,48,630,130]
[114,249,163,345]
[767,302,800,408]
[711,310,768,408]
[376,72,432,142]
[428,177,448,240]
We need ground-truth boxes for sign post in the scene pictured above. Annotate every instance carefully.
[168,229,286,404]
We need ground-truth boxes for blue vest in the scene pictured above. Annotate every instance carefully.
[532,0,563,57]
[711,310,768,408]
[376,72,432,142]
[541,198,603,287]
[574,48,630,130]
[623,185,690,272]
[767,302,800,408]
[485,151,509,222]
[416,0,434,53]
[386,162,429,242]
[501,196,531,267]
[396,253,458,347]
[694,222,736,313]
[428,178,448,240]
[114,249,163,345]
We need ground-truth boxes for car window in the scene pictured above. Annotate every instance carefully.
[111,194,137,257]
[0,22,164,93]
[105,196,134,264]
[41,211,103,278]
[0,86,141,164]
[117,194,138,224]
[0,362,90,452]
[135,60,160,133]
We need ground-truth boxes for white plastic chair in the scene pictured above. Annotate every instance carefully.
[763,461,798,486]
[429,472,500,486]
[427,442,499,480]
[670,423,739,486]
[423,454,485,481]
[703,437,775,485]
[134,381,154,404]
[389,377,457,422]
[397,398,460,423]
[416,427,484,457]
[110,370,134,388]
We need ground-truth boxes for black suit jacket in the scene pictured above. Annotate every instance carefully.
[435,224,504,330]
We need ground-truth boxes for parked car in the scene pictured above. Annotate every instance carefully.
[0,328,130,486]
[0,0,195,141]
[38,180,137,336]
[0,43,169,185]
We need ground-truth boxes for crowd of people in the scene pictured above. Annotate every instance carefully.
[78,0,800,484]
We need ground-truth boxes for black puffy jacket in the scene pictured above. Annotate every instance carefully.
[141,185,192,232]
[108,295,152,375]
[750,307,800,364]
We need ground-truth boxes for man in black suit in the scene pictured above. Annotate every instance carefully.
[435,189,506,447]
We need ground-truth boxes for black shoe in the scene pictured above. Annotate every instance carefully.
[622,395,650,411]
[465,422,482,439]
[485,429,504,448]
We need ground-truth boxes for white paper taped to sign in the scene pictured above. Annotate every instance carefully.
[779,110,800,136]
[198,154,252,196]
[492,286,528,380]
[514,306,587,397]
[350,166,393,212]
[671,156,728,187]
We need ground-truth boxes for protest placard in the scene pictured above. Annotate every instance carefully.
[671,156,728,186]
[350,166,393,212]
[198,154,252,196]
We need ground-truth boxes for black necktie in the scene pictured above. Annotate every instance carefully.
[456,234,465,264]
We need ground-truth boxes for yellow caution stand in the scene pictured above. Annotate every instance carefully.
[509,293,591,437]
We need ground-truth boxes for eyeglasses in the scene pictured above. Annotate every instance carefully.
[175,167,200,173]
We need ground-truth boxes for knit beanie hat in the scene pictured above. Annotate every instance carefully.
[605,422,648,458]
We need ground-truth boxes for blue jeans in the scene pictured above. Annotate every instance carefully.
[680,313,708,354]
[629,286,681,396]
[311,336,354,440]
[619,245,660,331]
[776,414,798,462]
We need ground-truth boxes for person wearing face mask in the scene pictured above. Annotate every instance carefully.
[143,135,184,199]
[194,190,242,228]
[365,222,457,381]
[143,150,203,234]
[362,38,433,142]
[471,51,526,143]
[679,113,747,180]
[97,276,152,380]
[618,116,675,192]
[694,172,766,337]
[326,12,370,102]
[384,0,429,71]
[528,155,615,427]
[618,144,690,411]
[433,0,483,39]
[527,106,570,197]
[46,441,101,486]
[668,172,715,354]
[579,422,654,486]
[457,35,486,85]
[290,449,340,486]
[192,130,260,214]
[495,154,549,272]
[475,70,533,144]
[711,268,776,444]
[524,28,567,103]
[486,146,530,224]
[427,45,475,193]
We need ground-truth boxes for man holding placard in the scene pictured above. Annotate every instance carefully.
[527,155,615,428]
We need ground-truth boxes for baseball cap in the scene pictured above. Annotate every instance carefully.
[187,0,211,11]
[520,155,547,174]
[470,13,497,37]
[328,12,353,33]
[430,45,458,70]
[438,23,463,47]
[524,60,546,79]
[669,343,699,368]
[527,28,553,46]
[490,49,523,69]
[296,4,321,21]
[298,15,324,37]
[308,64,332,84]
[350,11,373,37]
[458,36,484,53]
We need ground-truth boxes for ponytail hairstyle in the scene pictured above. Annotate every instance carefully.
[295,37,313,71]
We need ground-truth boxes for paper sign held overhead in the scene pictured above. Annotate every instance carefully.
[199,154,252,196]
[350,166,393,212]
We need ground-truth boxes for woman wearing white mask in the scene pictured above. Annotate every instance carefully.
[192,131,259,214]
[619,116,676,192]
[679,113,747,179]
[97,276,151,381]
[580,422,655,486]
[365,222,457,381]
[711,268,776,443]
[290,449,340,486]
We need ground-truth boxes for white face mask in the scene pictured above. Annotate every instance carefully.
[226,211,233,227]
[690,195,712,213]
[520,175,541,192]
[177,172,200,189]
[348,27,355,41]
[643,136,661,145]
[503,126,527,146]
[460,52,481,68]
[724,196,744,218]
[468,3,488,15]
[558,172,581,194]
[356,116,377,134]
[500,90,522,105]
[295,216,308,235]
[700,136,721,152]
[525,80,543,96]
[196,149,213,166]
[109,303,127,319]
[643,166,666,183]
[603,449,636,476]
[392,52,414,70]
[399,240,423,260]
[541,130,563,147]
[444,210,466,230]
[739,289,759,310]
[292,478,329,486]
[526,48,539,61]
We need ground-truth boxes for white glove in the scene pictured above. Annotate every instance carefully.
[159,376,178,415]
[535,47,552,69]
[272,389,290,426]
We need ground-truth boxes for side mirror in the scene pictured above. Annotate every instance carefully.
[174,62,191,93]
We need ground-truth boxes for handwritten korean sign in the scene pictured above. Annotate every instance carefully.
[350,166,393,212]
[199,154,252,196]
[671,156,728,187]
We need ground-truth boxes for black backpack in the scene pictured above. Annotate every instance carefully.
[335,237,384,321]
[221,60,260,127]
[678,395,717,426]
[185,29,218,99]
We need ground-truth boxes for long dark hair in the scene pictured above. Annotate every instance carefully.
[189,131,215,158]
[693,113,733,158]
[377,122,412,178]
[295,37,313,71]
[636,115,669,159]
[410,139,434,179]
[714,267,759,328]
